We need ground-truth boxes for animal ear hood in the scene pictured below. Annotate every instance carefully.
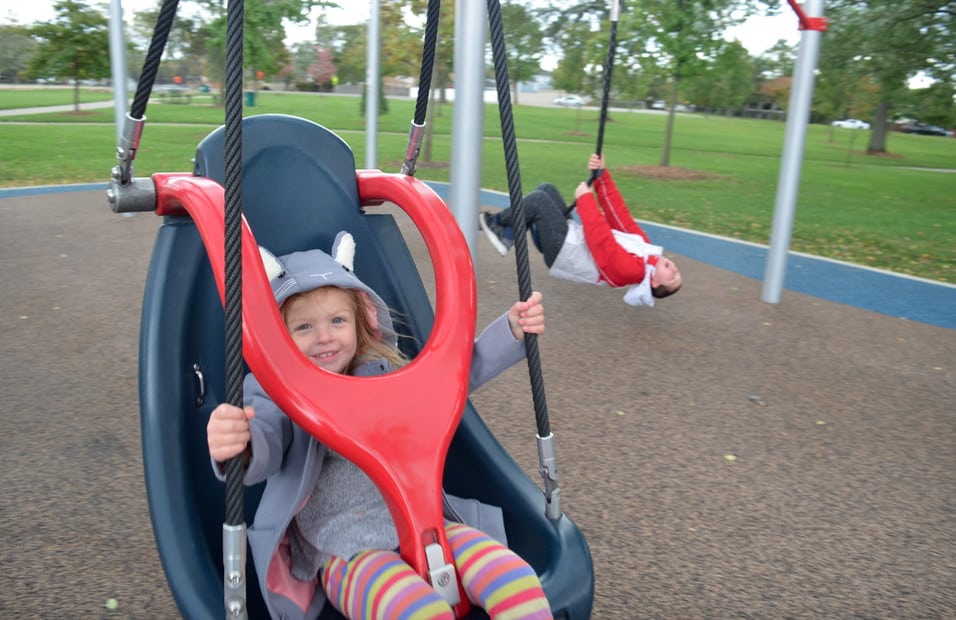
[260,232,396,346]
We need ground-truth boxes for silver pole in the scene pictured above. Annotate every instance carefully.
[365,0,380,169]
[108,0,128,144]
[450,0,486,256]
[762,0,825,303]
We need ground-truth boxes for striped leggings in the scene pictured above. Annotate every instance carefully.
[320,522,552,620]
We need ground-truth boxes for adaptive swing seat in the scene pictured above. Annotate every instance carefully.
[138,114,594,619]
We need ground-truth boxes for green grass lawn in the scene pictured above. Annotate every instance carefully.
[2,90,954,284]
[0,86,116,109]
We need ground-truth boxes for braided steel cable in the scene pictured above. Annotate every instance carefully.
[221,2,248,615]
[588,2,620,185]
[402,0,442,175]
[108,0,179,188]
[129,0,179,119]
[564,0,620,215]
[486,0,550,440]
[414,0,442,126]
[222,0,245,529]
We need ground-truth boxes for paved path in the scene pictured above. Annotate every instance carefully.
[0,99,117,116]
[1,188,954,619]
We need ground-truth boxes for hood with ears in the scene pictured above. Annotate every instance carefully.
[260,231,396,347]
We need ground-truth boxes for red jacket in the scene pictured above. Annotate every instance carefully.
[574,170,659,287]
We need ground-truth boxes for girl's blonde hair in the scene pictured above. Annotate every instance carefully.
[282,286,407,374]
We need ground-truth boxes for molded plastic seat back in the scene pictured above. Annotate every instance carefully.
[139,114,593,619]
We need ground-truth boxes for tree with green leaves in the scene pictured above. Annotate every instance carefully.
[501,1,546,105]
[684,40,755,116]
[183,0,326,92]
[28,0,110,111]
[324,23,366,86]
[129,5,214,86]
[0,25,38,84]
[820,0,955,154]
[899,82,955,128]
[540,2,607,97]
[814,21,876,140]
[754,39,797,80]
[626,0,754,166]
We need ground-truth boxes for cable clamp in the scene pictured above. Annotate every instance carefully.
[401,120,426,176]
[537,433,562,519]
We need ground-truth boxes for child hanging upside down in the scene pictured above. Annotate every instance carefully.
[206,232,553,620]
[479,153,682,307]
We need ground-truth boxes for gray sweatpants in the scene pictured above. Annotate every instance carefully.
[495,183,570,267]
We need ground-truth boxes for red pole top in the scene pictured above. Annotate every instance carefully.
[786,0,829,31]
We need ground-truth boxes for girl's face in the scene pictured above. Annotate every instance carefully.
[652,256,682,292]
[282,287,358,375]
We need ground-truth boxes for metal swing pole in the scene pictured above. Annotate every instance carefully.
[486,0,561,520]
[107,0,128,146]
[365,0,380,169]
[762,0,827,304]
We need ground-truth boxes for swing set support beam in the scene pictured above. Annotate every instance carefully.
[762,0,826,304]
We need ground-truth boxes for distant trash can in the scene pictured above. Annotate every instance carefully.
[244,91,256,107]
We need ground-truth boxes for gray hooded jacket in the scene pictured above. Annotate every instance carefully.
[213,238,527,620]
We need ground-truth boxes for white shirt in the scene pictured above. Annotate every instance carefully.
[548,220,662,306]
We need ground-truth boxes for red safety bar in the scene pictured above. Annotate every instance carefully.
[153,170,478,616]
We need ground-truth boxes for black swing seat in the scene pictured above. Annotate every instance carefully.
[139,113,594,619]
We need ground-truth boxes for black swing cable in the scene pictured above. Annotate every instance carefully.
[104,0,248,614]
[565,0,621,216]
[591,0,621,182]
[401,0,442,176]
[486,0,561,521]
[221,0,248,617]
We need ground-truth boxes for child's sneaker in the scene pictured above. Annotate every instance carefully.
[479,211,514,256]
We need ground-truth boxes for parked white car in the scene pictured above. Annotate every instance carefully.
[553,95,584,107]
[832,118,871,130]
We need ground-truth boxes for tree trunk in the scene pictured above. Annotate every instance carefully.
[659,81,679,167]
[73,79,81,112]
[866,96,892,155]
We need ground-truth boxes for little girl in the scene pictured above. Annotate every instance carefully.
[207,233,553,620]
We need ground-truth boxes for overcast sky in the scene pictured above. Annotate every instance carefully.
[3,1,803,57]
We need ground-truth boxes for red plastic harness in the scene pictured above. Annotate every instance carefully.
[154,169,478,616]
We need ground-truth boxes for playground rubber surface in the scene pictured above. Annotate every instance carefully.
[1,188,953,618]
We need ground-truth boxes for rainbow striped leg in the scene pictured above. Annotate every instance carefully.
[445,522,553,620]
[321,549,455,620]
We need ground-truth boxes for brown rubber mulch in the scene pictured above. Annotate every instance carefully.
[1,190,953,618]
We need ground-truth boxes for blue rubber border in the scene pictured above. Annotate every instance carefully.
[446,184,956,331]
[5,181,954,330]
